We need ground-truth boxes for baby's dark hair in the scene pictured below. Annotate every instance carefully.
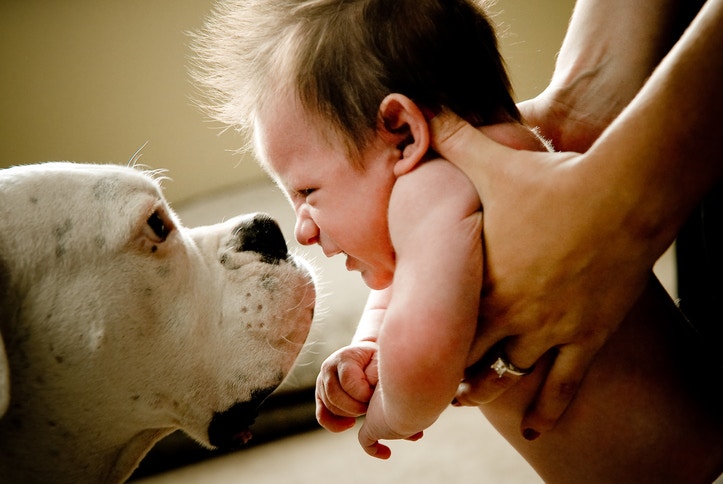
[193,0,520,159]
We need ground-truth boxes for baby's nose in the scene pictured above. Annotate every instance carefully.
[294,211,319,246]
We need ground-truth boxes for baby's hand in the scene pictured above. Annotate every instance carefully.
[315,341,379,432]
[358,388,424,460]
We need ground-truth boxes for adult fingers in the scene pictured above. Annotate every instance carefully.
[520,343,599,439]
[454,370,520,406]
[454,339,546,406]
[428,110,512,198]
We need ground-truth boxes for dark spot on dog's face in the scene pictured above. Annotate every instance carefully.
[261,274,278,291]
[54,219,73,258]
[93,178,121,202]
[54,220,73,239]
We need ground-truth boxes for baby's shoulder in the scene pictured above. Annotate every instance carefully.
[391,157,480,214]
[397,157,475,194]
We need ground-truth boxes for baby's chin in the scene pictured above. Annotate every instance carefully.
[359,269,394,291]
[345,256,394,290]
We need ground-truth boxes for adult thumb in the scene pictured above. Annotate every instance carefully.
[428,110,511,198]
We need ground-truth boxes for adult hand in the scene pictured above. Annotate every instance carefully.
[430,111,653,438]
[516,88,609,154]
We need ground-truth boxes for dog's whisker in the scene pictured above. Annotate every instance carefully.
[127,141,149,168]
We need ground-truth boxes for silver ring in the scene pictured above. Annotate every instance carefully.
[490,351,534,378]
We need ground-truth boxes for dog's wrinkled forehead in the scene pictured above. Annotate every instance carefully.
[0,162,165,261]
[2,161,159,203]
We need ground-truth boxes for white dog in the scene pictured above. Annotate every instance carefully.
[0,162,315,483]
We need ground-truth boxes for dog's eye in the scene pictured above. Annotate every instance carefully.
[147,210,170,242]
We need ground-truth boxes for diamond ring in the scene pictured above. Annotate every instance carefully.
[490,351,534,378]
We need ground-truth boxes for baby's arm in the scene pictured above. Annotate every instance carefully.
[315,288,390,432]
[358,159,482,458]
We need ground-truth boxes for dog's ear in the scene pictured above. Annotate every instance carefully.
[0,258,10,417]
[377,94,430,177]
[0,334,8,418]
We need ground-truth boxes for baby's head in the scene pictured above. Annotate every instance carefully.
[194,0,520,163]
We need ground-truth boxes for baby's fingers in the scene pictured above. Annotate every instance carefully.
[338,358,375,402]
[364,441,392,460]
[358,429,392,460]
[315,401,357,433]
[316,372,368,418]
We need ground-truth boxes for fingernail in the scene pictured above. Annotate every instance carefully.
[523,428,540,441]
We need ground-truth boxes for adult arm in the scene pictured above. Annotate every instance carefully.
[431,0,723,437]
[519,0,704,153]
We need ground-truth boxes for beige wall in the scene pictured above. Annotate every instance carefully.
[0,0,574,206]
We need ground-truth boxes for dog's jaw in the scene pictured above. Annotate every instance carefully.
[207,386,276,448]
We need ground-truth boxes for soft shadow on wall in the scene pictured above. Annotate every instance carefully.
[0,0,575,206]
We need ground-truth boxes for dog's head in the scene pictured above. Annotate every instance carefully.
[0,162,315,478]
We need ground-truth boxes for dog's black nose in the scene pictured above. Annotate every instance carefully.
[233,214,288,264]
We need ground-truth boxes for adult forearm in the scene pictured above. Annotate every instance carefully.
[585,0,723,267]
[535,0,703,151]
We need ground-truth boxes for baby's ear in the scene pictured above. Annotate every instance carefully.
[378,94,430,177]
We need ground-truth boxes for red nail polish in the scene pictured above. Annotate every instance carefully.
[523,428,540,441]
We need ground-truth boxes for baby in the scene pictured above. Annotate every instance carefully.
[194,0,545,458]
